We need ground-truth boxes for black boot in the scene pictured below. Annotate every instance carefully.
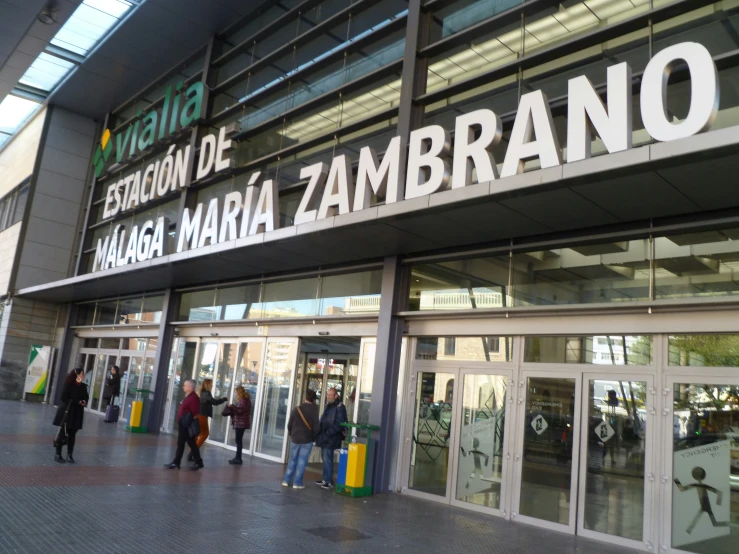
[163,462,180,469]
[228,458,242,465]
[66,454,75,464]
[189,460,204,471]
[187,453,194,462]
[54,453,65,464]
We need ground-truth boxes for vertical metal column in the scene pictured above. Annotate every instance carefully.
[146,289,180,433]
[369,256,410,492]
[52,303,79,406]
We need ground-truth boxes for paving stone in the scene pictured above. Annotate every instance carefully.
[0,401,639,554]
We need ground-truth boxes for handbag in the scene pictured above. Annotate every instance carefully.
[222,405,233,417]
[53,403,71,448]
[180,411,200,439]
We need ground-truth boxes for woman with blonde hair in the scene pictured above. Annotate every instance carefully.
[227,385,252,465]
[188,378,227,460]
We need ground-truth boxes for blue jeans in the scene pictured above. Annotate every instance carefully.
[321,447,335,484]
[283,442,313,486]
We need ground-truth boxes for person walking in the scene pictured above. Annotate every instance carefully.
[52,368,89,464]
[282,389,319,489]
[314,387,347,489]
[227,386,252,465]
[102,365,121,407]
[194,378,228,448]
[164,379,203,470]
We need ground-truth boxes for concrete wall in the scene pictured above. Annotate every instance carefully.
[0,108,45,198]
[0,297,63,400]
[15,108,96,289]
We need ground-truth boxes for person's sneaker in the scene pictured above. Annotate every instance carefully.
[293,485,305,490]
[281,481,289,487]
[315,480,327,486]
[321,482,333,490]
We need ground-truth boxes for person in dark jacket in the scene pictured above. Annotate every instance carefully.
[227,386,252,465]
[194,378,228,448]
[52,368,89,464]
[102,365,121,407]
[282,389,319,489]
[164,379,203,470]
[314,387,348,489]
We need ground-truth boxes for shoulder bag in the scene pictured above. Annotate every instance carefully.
[297,407,315,439]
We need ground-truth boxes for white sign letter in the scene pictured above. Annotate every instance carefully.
[318,155,354,220]
[452,109,502,188]
[294,163,328,225]
[249,180,279,235]
[405,125,451,200]
[354,136,402,211]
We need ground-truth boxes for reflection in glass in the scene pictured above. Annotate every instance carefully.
[669,335,739,367]
[409,258,508,312]
[215,285,261,320]
[123,358,142,421]
[409,372,455,496]
[94,301,118,325]
[262,278,318,318]
[583,379,647,541]
[169,341,197,433]
[209,343,237,444]
[519,377,576,525]
[92,355,108,411]
[178,290,217,321]
[319,271,382,316]
[416,336,512,362]
[456,374,507,509]
[227,342,263,452]
[357,342,376,426]
[255,341,296,458]
[524,336,652,365]
[671,383,739,553]
[511,241,651,306]
[655,230,739,299]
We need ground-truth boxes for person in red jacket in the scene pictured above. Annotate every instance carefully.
[164,379,203,470]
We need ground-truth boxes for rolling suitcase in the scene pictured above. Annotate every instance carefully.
[104,401,120,423]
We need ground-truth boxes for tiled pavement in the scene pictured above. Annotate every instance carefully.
[0,401,639,554]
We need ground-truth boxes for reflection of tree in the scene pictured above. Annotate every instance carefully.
[671,335,739,367]
[674,383,739,411]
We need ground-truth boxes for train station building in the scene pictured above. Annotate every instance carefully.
[0,1,737,552]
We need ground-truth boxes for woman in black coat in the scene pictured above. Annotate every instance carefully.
[53,368,89,464]
[103,365,121,407]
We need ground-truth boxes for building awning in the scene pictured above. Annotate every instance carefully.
[17,125,739,303]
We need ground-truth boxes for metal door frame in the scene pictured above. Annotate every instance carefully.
[575,372,657,551]
[659,368,739,554]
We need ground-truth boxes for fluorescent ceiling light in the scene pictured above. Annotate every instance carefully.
[19,52,75,92]
[0,95,40,135]
[51,0,133,56]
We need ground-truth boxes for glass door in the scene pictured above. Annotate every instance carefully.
[512,372,581,532]
[165,340,199,433]
[227,340,264,455]
[92,353,116,412]
[406,369,457,500]
[663,376,739,554]
[208,342,238,445]
[253,338,299,462]
[451,370,513,516]
[122,357,143,421]
[576,374,654,549]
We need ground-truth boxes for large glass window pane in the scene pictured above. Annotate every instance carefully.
[76,304,96,326]
[196,342,219,385]
[409,257,510,311]
[227,341,264,452]
[255,341,296,458]
[512,241,651,306]
[583,379,647,541]
[669,335,739,367]
[94,300,118,325]
[117,297,143,325]
[140,296,163,323]
[122,357,142,421]
[519,376,576,525]
[319,270,382,315]
[409,372,455,496]
[416,336,513,362]
[671,382,738,553]
[262,278,319,318]
[524,336,652,365]
[178,289,217,321]
[215,285,262,320]
[455,373,508,510]
[430,0,524,42]
[655,229,739,299]
[11,185,28,224]
[356,341,376,426]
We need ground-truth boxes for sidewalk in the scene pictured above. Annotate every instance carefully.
[0,401,638,554]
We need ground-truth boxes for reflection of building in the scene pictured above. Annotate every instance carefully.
[419,290,503,310]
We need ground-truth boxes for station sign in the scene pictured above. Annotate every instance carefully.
[92,42,720,272]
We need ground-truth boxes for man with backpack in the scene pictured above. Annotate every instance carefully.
[314,387,348,490]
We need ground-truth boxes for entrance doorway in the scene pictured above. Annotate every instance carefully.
[401,337,656,550]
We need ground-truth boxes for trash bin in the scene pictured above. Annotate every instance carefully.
[126,388,152,433]
[335,423,380,497]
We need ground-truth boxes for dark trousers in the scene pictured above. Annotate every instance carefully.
[174,424,201,465]
[234,428,246,460]
[56,430,77,456]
